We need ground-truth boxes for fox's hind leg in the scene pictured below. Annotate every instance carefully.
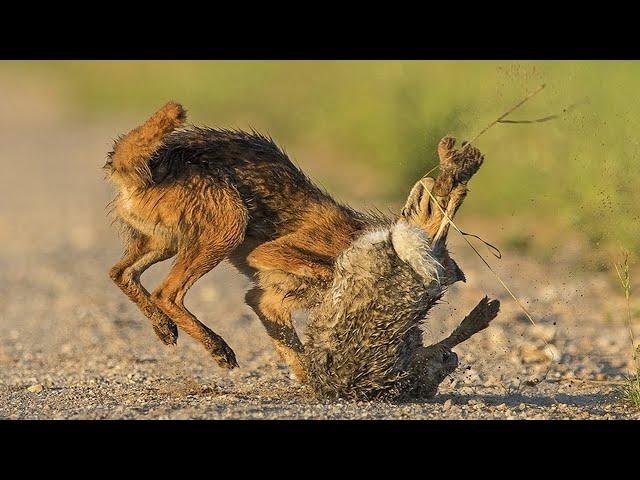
[151,185,248,369]
[152,244,242,369]
[109,231,178,345]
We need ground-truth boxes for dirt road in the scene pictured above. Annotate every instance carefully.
[0,118,637,419]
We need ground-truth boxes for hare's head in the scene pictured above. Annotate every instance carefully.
[403,344,459,398]
[303,137,497,400]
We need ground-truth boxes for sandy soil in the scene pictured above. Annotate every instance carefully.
[1,119,638,420]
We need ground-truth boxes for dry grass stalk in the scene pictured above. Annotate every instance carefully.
[614,251,640,408]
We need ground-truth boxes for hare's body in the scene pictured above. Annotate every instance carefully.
[106,102,498,393]
[305,222,499,400]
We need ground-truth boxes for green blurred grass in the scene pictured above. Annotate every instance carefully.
[5,60,640,261]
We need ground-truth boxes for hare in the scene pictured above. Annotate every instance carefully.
[105,102,497,386]
[302,136,503,399]
[304,229,500,399]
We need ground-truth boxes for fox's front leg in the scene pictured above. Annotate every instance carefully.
[432,137,485,245]
[109,233,179,345]
[245,235,335,381]
[246,236,334,281]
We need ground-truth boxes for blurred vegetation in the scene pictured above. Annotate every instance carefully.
[4,60,640,263]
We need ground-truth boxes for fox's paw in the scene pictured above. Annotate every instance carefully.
[454,142,485,184]
[438,136,485,185]
[437,135,457,162]
[205,334,239,370]
[152,316,179,345]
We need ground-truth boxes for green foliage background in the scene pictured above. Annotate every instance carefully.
[5,60,639,262]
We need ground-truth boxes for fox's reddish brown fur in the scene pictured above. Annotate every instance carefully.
[105,102,482,380]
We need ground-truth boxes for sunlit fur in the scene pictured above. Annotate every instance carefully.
[105,102,497,394]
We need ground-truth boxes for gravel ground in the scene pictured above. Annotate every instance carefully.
[1,119,639,420]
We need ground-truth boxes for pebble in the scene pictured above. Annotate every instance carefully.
[443,399,452,411]
[27,384,44,394]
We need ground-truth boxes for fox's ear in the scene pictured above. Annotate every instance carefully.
[400,177,435,228]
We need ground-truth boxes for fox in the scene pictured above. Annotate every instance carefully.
[105,101,492,383]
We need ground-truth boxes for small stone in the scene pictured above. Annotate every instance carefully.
[443,399,452,411]
[27,384,44,394]
[518,403,526,411]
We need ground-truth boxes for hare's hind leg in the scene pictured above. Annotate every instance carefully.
[109,231,178,345]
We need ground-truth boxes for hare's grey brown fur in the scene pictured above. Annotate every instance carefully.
[304,220,500,399]
[105,102,497,390]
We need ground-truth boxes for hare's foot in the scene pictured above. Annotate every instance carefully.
[440,296,501,349]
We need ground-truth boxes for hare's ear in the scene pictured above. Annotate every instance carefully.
[401,176,435,227]
[441,249,466,286]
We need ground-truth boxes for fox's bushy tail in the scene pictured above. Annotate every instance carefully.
[107,101,186,190]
